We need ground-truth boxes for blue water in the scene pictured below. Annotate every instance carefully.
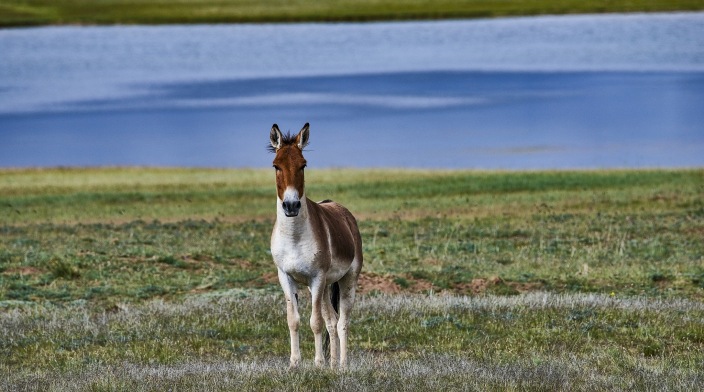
[1,13,703,169]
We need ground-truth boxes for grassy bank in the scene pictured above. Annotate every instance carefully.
[1,168,703,302]
[1,167,703,390]
[1,0,704,27]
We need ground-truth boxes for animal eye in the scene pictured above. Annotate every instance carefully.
[273,165,281,171]
[301,164,307,171]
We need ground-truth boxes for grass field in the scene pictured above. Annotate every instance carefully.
[1,0,704,27]
[1,167,703,390]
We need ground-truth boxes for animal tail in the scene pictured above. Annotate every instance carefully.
[323,281,340,363]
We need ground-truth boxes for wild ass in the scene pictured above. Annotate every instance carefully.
[269,123,363,369]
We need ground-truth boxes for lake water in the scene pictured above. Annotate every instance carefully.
[1,13,703,169]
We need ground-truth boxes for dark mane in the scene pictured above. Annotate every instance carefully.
[267,130,303,153]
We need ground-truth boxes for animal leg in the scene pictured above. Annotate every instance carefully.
[321,284,340,368]
[309,276,326,367]
[278,270,301,369]
[337,272,359,369]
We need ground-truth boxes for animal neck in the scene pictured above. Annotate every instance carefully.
[275,195,310,235]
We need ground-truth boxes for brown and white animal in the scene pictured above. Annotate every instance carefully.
[268,123,363,369]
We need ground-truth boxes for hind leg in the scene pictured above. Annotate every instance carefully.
[336,270,359,369]
[321,284,340,368]
[309,275,327,367]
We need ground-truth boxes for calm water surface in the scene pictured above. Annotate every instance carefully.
[1,13,703,169]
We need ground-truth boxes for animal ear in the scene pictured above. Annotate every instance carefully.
[296,123,310,150]
[270,124,282,151]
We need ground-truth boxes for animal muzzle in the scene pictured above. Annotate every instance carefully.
[282,199,302,217]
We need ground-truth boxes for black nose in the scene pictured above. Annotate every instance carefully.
[282,200,302,217]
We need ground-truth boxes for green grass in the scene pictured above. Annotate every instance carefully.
[2,168,703,303]
[1,0,703,27]
[1,167,703,390]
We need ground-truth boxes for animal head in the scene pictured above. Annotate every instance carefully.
[269,123,310,217]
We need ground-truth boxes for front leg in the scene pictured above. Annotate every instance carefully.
[309,274,326,367]
[278,270,301,368]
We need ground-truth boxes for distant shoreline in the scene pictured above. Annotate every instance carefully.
[2,0,704,28]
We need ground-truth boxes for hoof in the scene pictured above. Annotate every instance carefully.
[288,359,300,370]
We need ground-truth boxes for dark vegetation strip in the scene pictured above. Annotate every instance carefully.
[1,0,704,27]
